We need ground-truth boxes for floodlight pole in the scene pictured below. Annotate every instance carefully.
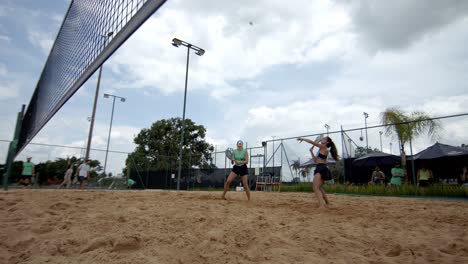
[172,38,204,191]
[85,32,113,162]
[363,112,369,152]
[379,131,383,151]
[103,93,125,175]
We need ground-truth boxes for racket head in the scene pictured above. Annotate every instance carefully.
[225,148,234,160]
[315,134,324,143]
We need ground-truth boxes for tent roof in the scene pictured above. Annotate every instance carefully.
[414,142,468,160]
[352,151,400,167]
[354,151,399,161]
[299,158,336,168]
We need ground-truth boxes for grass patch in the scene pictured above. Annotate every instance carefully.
[280,183,468,198]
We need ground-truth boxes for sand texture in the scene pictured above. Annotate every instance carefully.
[1,190,467,264]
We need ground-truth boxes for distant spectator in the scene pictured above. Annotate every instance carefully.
[127,178,136,189]
[417,164,433,187]
[459,166,467,185]
[390,163,405,186]
[77,160,91,189]
[370,166,386,185]
[58,164,73,189]
[19,157,35,187]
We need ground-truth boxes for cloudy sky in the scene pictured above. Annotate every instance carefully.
[1,0,468,179]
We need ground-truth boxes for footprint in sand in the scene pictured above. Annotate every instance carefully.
[32,225,54,234]
[49,202,71,211]
[111,235,142,252]
[439,243,468,256]
[386,244,402,257]
[80,237,113,253]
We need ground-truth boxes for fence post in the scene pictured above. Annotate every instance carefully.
[3,104,25,191]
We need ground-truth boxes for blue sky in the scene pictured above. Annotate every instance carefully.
[1,0,468,179]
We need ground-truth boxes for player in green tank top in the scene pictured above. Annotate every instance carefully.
[222,140,250,201]
[20,157,35,186]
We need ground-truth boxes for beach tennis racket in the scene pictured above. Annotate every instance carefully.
[225,148,234,160]
[315,134,324,143]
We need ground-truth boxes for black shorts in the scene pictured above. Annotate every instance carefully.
[232,165,248,176]
[20,175,32,180]
[419,180,429,187]
[314,164,332,181]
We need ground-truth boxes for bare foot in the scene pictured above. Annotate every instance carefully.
[221,195,227,200]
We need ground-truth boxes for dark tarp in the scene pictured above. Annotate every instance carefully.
[352,152,401,167]
[414,142,468,160]
[299,158,336,168]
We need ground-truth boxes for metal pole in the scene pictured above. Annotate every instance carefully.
[379,131,383,152]
[341,125,346,183]
[103,96,116,175]
[3,105,25,191]
[85,65,103,161]
[364,113,369,152]
[408,124,416,185]
[272,137,275,177]
[177,46,191,191]
[390,142,393,154]
[214,145,217,167]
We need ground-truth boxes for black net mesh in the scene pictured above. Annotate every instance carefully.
[17,0,167,154]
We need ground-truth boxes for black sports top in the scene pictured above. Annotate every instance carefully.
[316,151,327,160]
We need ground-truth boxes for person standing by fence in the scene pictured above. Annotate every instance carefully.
[19,157,35,187]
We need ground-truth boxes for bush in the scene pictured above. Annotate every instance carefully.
[280,183,468,198]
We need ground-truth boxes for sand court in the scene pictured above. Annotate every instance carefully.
[1,189,467,263]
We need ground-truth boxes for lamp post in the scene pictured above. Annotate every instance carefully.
[85,31,114,162]
[103,93,125,175]
[272,136,276,176]
[363,112,369,152]
[379,131,383,152]
[324,124,330,136]
[172,38,205,191]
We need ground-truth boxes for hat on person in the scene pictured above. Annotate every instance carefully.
[237,140,243,145]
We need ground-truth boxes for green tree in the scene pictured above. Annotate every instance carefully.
[354,146,380,158]
[126,118,215,172]
[290,159,301,182]
[329,159,344,183]
[34,157,101,184]
[381,107,440,168]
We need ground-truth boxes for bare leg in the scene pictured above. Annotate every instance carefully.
[320,186,329,205]
[313,173,326,208]
[222,172,237,199]
[241,175,250,201]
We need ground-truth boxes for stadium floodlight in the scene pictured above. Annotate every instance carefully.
[102,93,126,175]
[172,38,182,47]
[195,49,205,56]
[172,38,205,191]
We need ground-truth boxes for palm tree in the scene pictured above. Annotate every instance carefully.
[300,166,312,182]
[290,159,301,182]
[381,107,441,176]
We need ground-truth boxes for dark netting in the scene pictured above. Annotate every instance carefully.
[17,0,167,154]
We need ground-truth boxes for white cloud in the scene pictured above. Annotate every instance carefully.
[108,0,352,100]
[340,0,468,51]
[27,31,53,54]
[0,34,10,42]
[0,64,19,99]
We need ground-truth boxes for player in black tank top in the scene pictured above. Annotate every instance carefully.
[297,136,339,209]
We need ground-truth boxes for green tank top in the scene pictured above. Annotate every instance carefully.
[419,170,430,180]
[233,149,246,161]
[22,162,34,175]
